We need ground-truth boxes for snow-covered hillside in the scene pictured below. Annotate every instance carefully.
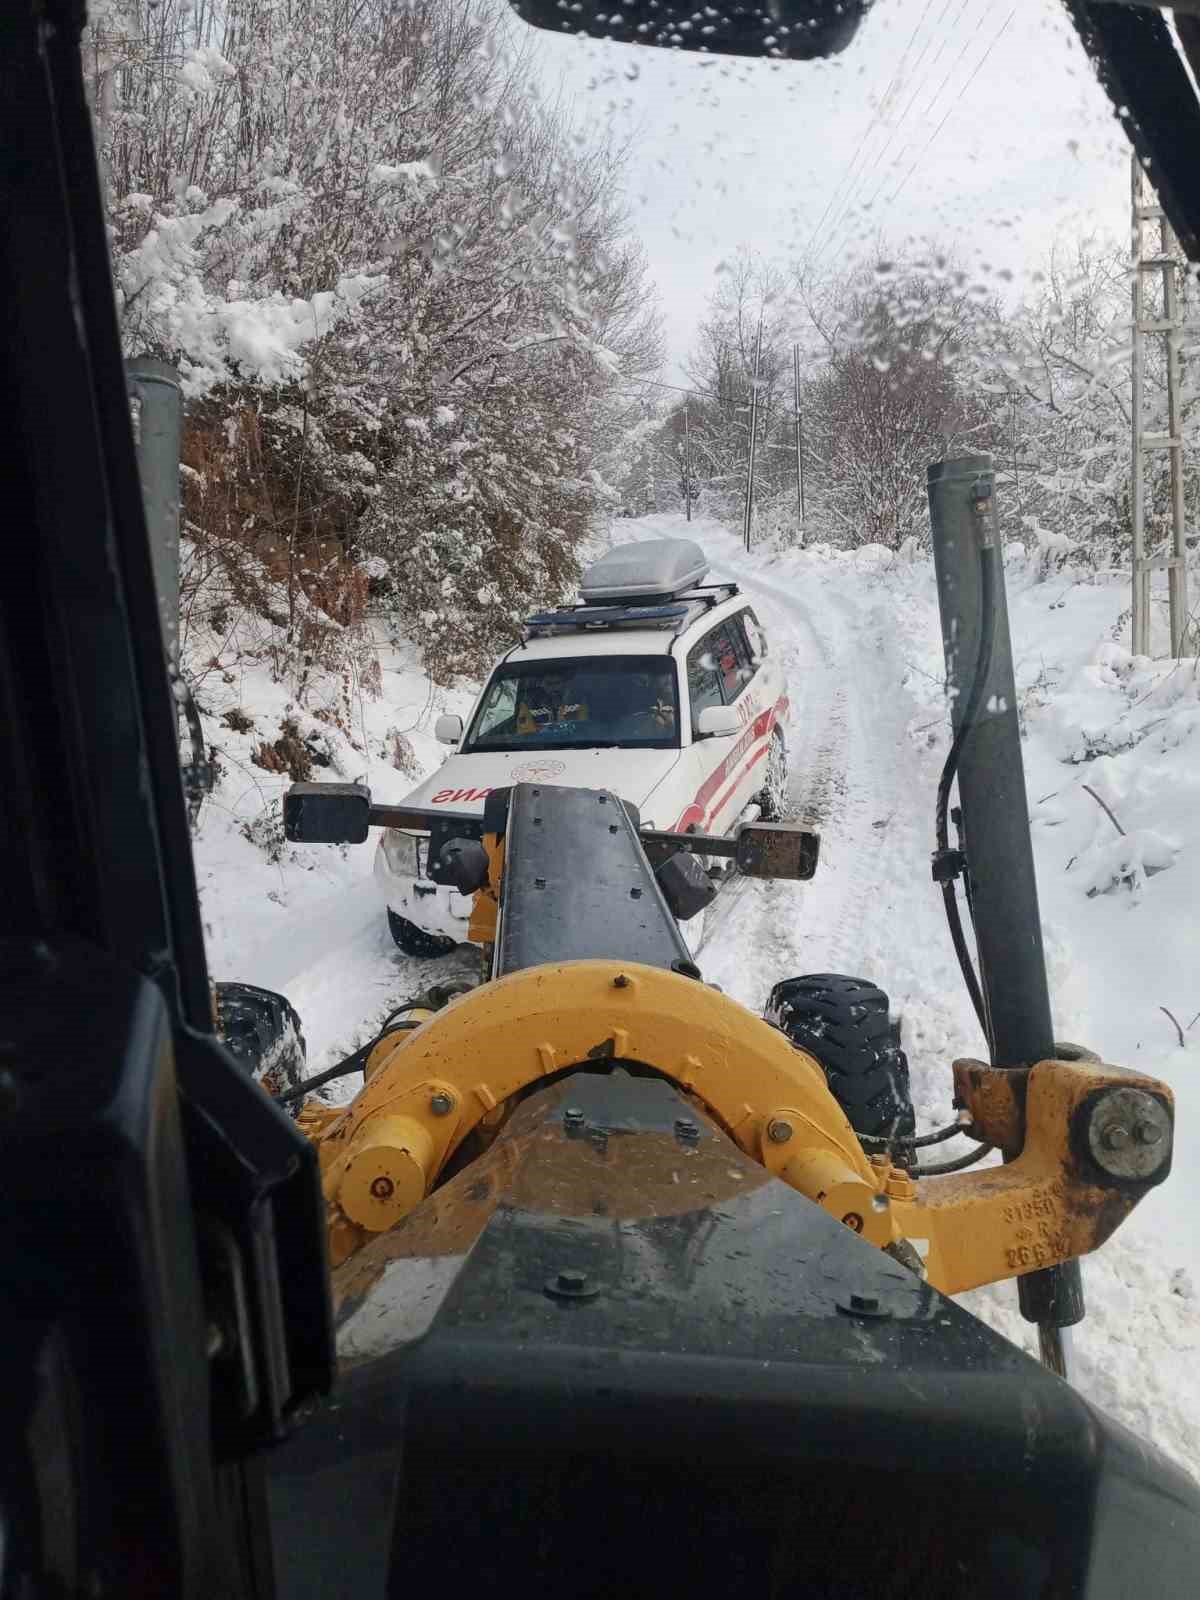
[191,512,1199,1481]
[188,613,479,1069]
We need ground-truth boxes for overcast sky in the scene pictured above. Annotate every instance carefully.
[522,0,1132,380]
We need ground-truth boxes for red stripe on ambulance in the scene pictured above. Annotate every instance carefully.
[671,695,789,831]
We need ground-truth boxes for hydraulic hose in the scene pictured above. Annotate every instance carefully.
[860,1115,979,1153]
[934,537,999,1050]
[274,1003,423,1106]
[913,1142,995,1177]
[275,980,479,1107]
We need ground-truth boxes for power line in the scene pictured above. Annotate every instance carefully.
[387,372,744,409]
[801,1,934,263]
[888,9,1016,207]
[815,0,980,267]
[619,375,752,410]
[845,0,969,223]
[812,0,963,268]
[860,0,992,216]
[798,0,940,271]
[890,0,975,134]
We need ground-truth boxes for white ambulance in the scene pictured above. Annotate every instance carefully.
[374,538,790,955]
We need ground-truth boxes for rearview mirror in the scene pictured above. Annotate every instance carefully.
[435,713,464,746]
[696,704,741,739]
[285,781,371,844]
[735,822,820,880]
[506,0,868,60]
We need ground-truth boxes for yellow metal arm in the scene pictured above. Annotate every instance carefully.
[309,960,1172,1295]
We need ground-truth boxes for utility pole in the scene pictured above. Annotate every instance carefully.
[742,316,763,553]
[793,343,806,537]
[1131,155,1190,656]
[684,401,692,523]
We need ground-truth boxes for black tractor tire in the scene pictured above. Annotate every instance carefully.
[213,980,306,1115]
[755,730,790,821]
[764,973,914,1139]
[388,908,456,959]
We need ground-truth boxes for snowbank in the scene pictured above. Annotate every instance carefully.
[645,512,1199,1477]
[183,553,478,1068]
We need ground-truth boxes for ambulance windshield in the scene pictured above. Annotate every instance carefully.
[465,657,680,752]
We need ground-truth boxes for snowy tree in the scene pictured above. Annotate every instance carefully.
[795,259,996,550]
[659,235,1198,565]
[681,253,797,526]
[971,236,1200,570]
[83,0,662,682]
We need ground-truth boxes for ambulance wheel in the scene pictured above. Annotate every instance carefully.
[756,731,790,821]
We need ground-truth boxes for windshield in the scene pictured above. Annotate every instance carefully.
[83,0,1200,1487]
[464,656,680,751]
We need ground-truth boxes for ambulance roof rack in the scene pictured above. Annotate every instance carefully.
[523,582,739,639]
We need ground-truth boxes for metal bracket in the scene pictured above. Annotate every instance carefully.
[930,847,966,885]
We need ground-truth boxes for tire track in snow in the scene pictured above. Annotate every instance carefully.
[702,554,984,1131]
[701,568,881,980]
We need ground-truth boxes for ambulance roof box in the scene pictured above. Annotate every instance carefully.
[579,539,710,605]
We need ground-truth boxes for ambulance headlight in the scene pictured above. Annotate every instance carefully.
[380,829,424,878]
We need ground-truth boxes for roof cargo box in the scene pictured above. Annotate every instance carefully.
[580,539,709,604]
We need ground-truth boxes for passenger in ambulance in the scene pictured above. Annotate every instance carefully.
[516,671,588,735]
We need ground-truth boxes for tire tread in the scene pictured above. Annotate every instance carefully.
[765,972,914,1138]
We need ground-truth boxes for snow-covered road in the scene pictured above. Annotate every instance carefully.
[699,541,986,1130]
[196,511,1199,1482]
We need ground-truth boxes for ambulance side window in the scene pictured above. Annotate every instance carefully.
[741,609,766,670]
[687,627,726,734]
[475,675,518,738]
[687,618,752,735]
[708,619,750,703]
